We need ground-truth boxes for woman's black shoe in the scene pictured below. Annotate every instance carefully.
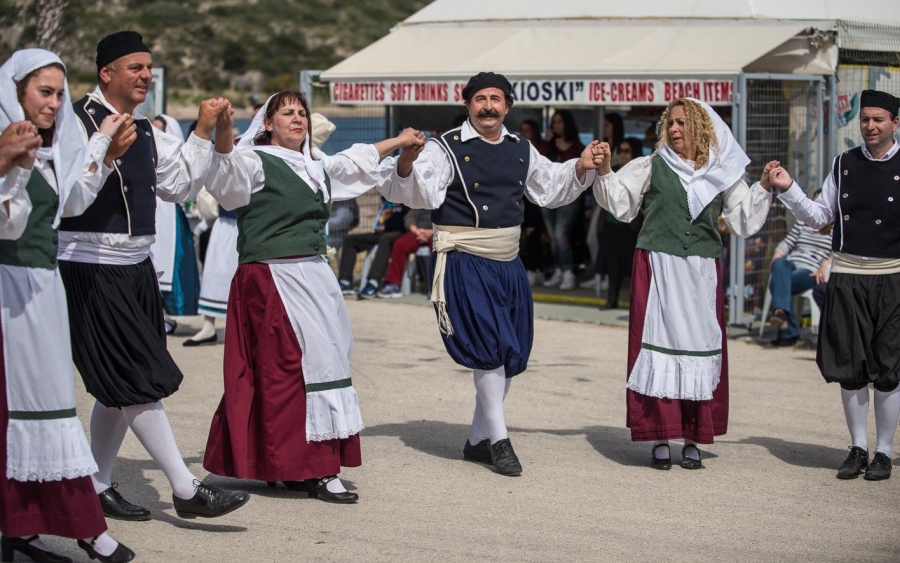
[681,445,704,469]
[1,536,72,563]
[651,444,672,470]
[266,480,312,492]
[76,538,135,563]
[302,476,358,504]
[182,334,217,347]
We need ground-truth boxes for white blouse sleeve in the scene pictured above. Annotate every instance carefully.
[777,169,837,231]
[722,180,773,238]
[378,140,452,210]
[204,148,264,211]
[0,167,33,240]
[524,144,595,208]
[62,132,115,217]
[592,156,652,223]
[154,130,214,203]
[319,144,381,201]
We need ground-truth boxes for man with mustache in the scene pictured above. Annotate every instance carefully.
[380,71,603,476]
[769,89,900,481]
[58,31,250,522]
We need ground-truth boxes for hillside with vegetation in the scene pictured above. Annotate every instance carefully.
[0,0,428,108]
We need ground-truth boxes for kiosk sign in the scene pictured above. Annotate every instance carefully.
[331,78,734,106]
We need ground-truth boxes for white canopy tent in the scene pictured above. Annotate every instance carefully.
[321,0,899,89]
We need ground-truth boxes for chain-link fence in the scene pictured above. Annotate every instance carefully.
[731,75,825,325]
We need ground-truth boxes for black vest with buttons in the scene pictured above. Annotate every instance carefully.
[832,146,900,258]
[60,95,158,236]
[430,127,530,228]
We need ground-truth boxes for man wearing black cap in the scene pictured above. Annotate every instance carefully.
[380,71,603,477]
[769,89,900,481]
[57,30,250,520]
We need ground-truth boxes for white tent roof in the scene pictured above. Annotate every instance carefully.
[322,0,895,82]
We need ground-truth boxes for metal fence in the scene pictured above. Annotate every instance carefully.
[729,74,825,325]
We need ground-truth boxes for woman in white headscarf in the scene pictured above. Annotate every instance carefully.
[150,114,200,333]
[593,98,773,471]
[201,90,421,503]
[0,48,136,563]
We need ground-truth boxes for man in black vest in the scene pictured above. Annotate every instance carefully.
[381,72,602,477]
[58,31,250,521]
[770,89,900,481]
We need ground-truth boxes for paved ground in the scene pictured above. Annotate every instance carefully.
[46,298,900,562]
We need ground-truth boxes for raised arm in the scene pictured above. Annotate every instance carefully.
[154,98,230,203]
[380,138,452,210]
[591,150,652,223]
[771,161,837,230]
[525,141,599,208]
[63,114,131,217]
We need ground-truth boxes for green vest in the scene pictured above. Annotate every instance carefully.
[0,170,59,269]
[236,151,332,264]
[636,156,724,259]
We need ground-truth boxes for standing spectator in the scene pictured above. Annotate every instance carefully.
[518,119,547,285]
[594,137,643,308]
[337,198,408,298]
[766,190,832,347]
[540,110,584,290]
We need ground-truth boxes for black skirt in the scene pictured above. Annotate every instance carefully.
[58,258,184,407]
[817,271,900,392]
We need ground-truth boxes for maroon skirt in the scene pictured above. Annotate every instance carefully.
[625,249,729,444]
[0,300,105,539]
[203,263,361,481]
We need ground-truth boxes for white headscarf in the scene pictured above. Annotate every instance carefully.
[0,48,84,227]
[156,113,184,146]
[657,98,750,220]
[238,92,328,199]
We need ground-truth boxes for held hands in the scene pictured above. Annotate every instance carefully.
[761,160,793,192]
[196,98,232,140]
[103,115,137,168]
[397,128,425,158]
[0,121,41,174]
[588,141,612,176]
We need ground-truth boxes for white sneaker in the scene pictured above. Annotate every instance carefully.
[543,268,562,287]
[579,275,599,290]
[526,270,545,286]
[559,270,576,291]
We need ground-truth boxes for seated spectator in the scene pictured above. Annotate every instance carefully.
[377,209,433,298]
[337,198,408,298]
[768,190,832,346]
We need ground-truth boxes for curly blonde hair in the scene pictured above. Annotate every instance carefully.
[655,99,718,170]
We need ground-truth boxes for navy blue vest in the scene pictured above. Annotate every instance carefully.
[832,146,900,258]
[60,95,158,236]
[430,127,530,228]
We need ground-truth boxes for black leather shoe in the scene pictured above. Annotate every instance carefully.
[182,334,217,347]
[76,538,135,563]
[602,300,619,310]
[302,476,359,504]
[837,446,868,479]
[98,484,151,521]
[172,481,250,518]
[864,452,892,481]
[651,444,672,470]
[490,438,522,476]
[1,536,72,563]
[463,439,492,464]
[680,445,703,469]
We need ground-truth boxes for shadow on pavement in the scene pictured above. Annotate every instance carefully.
[731,436,847,470]
[116,456,248,532]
